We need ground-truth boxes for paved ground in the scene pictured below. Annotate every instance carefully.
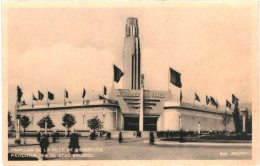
[8,137,252,160]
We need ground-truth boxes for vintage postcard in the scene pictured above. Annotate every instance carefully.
[2,1,259,165]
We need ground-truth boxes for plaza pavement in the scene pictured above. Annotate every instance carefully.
[8,137,252,160]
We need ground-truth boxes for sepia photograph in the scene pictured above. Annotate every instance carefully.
[2,1,259,165]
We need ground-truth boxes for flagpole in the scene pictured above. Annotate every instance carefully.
[180,88,182,104]
[83,88,85,105]
[168,67,170,92]
[64,89,65,106]
[216,98,218,111]
[193,91,195,107]
[47,92,48,107]
[16,86,18,111]
[204,95,206,110]
[112,64,114,90]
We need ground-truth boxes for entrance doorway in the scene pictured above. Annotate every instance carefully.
[124,117,158,131]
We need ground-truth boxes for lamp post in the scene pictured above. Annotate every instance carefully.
[65,122,68,137]
[44,117,48,135]
[82,112,85,124]
[15,115,21,145]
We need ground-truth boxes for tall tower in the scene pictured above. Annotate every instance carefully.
[123,17,141,90]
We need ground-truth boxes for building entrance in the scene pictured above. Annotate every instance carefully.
[124,117,158,131]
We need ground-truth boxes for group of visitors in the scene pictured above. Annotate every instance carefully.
[37,130,186,159]
[39,134,50,159]
[106,132,112,140]
[68,133,80,154]
[136,130,142,137]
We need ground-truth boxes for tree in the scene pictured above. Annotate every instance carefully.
[87,116,103,140]
[8,112,13,127]
[37,115,55,130]
[20,115,31,135]
[222,111,231,131]
[62,113,76,136]
[233,106,242,133]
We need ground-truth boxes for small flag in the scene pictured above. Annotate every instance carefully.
[48,91,54,100]
[206,95,210,105]
[210,96,218,108]
[22,101,26,105]
[180,89,183,103]
[99,95,106,100]
[104,86,107,95]
[232,94,239,107]
[114,65,124,83]
[82,88,86,98]
[65,90,68,98]
[33,94,38,101]
[226,100,231,108]
[169,67,182,88]
[195,93,200,102]
[38,91,44,100]
[17,86,23,103]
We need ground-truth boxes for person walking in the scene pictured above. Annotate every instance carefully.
[69,133,80,154]
[179,129,185,143]
[149,132,154,145]
[37,132,41,143]
[40,134,49,159]
[52,132,57,143]
[119,132,122,143]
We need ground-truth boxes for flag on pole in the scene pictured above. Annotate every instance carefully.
[169,67,182,88]
[17,86,23,103]
[82,88,86,98]
[206,95,210,105]
[226,100,231,108]
[99,95,106,100]
[65,90,69,98]
[104,86,107,95]
[114,65,124,83]
[180,89,183,103]
[210,96,218,108]
[33,94,38,101]
[232,94,239,107]
[195,93,200,102]
[48,91,54,100]
[38,91,44,100]
[22,101,26,105]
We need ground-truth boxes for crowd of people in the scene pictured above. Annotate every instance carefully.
[35,130,177,159]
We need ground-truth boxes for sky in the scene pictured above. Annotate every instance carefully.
[7,6,254,115]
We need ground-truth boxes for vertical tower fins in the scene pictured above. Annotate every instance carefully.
[123,17,141,90]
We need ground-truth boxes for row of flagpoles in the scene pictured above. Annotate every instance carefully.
[17,85,108,107]
[167,66,239,111]
[17,64,239,110]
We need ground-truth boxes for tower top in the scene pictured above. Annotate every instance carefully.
[126,17,138,26]
[126,17,139,37]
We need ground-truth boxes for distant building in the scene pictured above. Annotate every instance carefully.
[16,17,236,134]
